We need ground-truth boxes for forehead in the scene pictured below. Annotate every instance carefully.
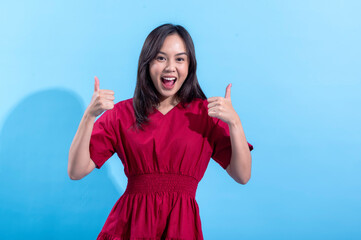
[159,34,187,53]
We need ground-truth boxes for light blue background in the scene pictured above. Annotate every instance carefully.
[1,0,360,239]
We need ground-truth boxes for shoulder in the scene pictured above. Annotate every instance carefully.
[182,98,215,123]
[109,97,134,115]
[100,97,134,121]
[188,98,221,126]
[114,97,133,110]
[183,98,209,113]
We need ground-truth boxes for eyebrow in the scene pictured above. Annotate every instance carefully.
[158,51,188,56]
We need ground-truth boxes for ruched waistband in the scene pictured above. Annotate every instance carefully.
[124,173,199,197]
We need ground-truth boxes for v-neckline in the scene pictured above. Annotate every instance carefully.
[154,101,182,116]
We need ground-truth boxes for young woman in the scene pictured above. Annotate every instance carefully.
[68,23,254,240]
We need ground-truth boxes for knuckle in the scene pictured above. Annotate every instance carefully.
[100,102,106,109]
[106,102,114,109]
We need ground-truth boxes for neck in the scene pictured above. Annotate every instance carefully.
[158,96,179,108]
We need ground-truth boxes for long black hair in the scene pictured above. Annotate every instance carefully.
[133,23,206,129]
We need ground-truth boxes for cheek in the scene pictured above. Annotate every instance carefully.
[149,63,162,76]
[180,65,189,77]
[149,64,159,81]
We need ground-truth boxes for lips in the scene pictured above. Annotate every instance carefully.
[161,76,177,88]
[161,76,177,85]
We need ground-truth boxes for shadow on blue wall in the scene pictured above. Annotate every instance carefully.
[0,88,119,239]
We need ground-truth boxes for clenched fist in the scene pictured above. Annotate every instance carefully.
[207,83,239,125]
[86,76,115,118]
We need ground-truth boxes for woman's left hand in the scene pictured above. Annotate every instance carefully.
[207,83,239,125]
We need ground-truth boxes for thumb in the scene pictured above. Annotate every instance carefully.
[225,83,232,99]
[94,76,100,92]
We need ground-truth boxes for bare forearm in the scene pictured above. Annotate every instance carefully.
[68,76,115,180]
[228,117,252,184]
[68,109,96,179]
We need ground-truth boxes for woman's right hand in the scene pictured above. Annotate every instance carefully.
[86,76,115,118]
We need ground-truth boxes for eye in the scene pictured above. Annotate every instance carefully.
[176,57,185,62]
[156,56,166,61]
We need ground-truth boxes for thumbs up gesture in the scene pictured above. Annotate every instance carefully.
[86,76,115,118]
[207,83,239,125]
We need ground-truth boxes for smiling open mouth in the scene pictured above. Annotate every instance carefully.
[161,77,177,88]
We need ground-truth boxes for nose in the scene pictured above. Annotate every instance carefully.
[164,60,176,72]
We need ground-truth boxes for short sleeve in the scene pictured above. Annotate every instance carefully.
[89,110,117,169]
[209,118,254,170]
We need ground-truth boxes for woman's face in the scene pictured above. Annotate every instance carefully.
[149,34,189,103]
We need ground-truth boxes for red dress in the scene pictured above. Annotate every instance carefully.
[89,98,253,240]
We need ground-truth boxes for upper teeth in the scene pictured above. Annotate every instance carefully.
[163,77,176,81]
